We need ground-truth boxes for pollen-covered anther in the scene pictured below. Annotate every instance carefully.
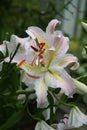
[31,45,38,52]
[40,61,45,66]
[39,55,43,59]
[39,43,45,51]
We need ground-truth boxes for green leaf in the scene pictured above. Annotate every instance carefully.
[0,62,21,93]
[0,110,24,130]
[47,92,55,124]
[48,87,61,94]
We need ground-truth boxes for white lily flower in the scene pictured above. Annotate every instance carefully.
[3,34,35,66]
[20,19,79,108]
[1,19,79,110]
[35,120,55,130]
[0,42,6,55]
[3,35,31,54]
[57,115,74,130]
[0,42,9,70]
[57,106,87,130]
[68,106,87,128]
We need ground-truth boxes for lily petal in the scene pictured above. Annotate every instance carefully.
[43,107,50,120]
[56,36,69,55]
[0,43,6,55]
[58,54,79,70]
[22,72,35,86]
[20,63,45,78]
[45,69,75,96]
[46,19,61,34]
[68,106,87,127]
[34,77,48,107]
[11,34,30,45]
[47,36,69,67]
[26,26,46,43]
[10,35,31,54]
[35,120,55,130]
[57,115,74,130]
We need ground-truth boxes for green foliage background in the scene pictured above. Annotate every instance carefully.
[0,0,62,40]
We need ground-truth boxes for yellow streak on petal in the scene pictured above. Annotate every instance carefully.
[40,79,45,104]
[51,72,66,85]
[22,63,47,73]
[58,58,73,66]
[49,71,69,93]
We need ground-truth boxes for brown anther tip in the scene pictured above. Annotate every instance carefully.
[31,45,38,52]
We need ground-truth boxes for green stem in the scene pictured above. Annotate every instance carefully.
[9,43,20,63]
[16,89,35,95]
[27,106,41,121]
[76,74,87,80]
[53,93,75,108]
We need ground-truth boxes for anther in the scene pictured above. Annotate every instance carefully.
[31,45,38,52]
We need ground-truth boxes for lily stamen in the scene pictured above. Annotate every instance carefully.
[38,43,45,51]
[17,59,26,68]
[31,55,38,66]
[35,38,39,45]
[27,73,40,79]
[31,45,39,52]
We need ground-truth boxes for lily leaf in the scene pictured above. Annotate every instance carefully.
[0,110,23,130]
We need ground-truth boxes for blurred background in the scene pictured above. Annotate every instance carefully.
[0,0,86,39]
